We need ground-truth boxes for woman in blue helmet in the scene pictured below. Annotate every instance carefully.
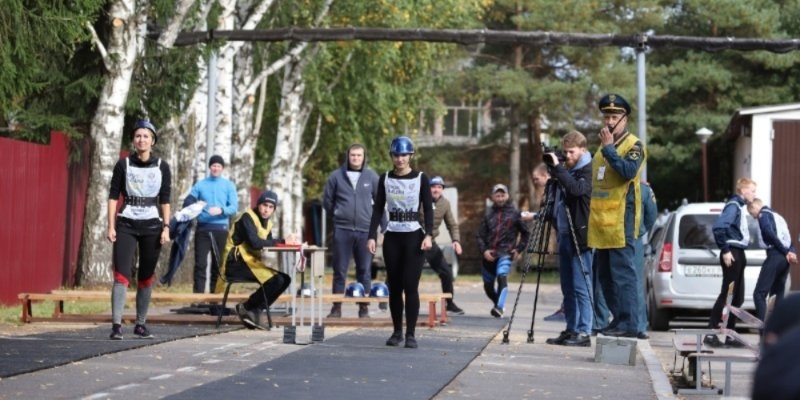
[106,120,172,340]
[367,136,434,349]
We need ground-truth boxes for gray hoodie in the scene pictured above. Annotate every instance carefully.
[323,145,380,232]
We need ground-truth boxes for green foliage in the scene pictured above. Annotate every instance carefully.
[251,0,488,197]
[127,42,203,123]
[458,0,664,138]
[647,0,800,206]
[0,0,106,139]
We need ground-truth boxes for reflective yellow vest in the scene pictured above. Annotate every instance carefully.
[588,133,645,249]
[214,208,277,293]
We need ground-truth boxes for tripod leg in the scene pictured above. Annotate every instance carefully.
[527,253,546,343]
[503,177,557,344]
[502,223,550,344]
[501,263,530,344]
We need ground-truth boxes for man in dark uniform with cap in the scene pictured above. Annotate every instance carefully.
[422,176,465,315]
[588,94,647,338]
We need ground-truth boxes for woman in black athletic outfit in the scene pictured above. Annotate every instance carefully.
[106,120,171,340]
[367,136,433,349]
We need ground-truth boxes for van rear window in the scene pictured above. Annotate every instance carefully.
[679,215,716,248]
[678,213,764,250]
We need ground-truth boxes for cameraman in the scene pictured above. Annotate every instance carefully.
[542,131,594,347]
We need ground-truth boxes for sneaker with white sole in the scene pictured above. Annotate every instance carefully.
[109,324,123,340]
[133,324,153,339]
[236,303,259,329]
[490,306,504,318]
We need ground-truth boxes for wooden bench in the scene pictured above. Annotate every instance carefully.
[17,291,452,328]
[671,329,758,396]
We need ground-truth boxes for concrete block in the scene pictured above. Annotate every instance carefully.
[594,336,638,366]
[283,325,314,345]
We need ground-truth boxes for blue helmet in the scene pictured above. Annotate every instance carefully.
[389,136,415,155]
[430,176,445,187]
[131,120,158,144]
[369,282,389,297]
[345,282,366,297]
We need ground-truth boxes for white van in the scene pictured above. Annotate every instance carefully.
[644,202,769,331]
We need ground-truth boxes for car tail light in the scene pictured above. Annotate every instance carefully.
[658,242,673,272]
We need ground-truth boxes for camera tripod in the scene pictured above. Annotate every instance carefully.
[501,176,595,344]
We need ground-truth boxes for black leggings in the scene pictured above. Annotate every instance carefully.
[113,227,161,287]
[382,230,426,336]
[709,247,746,330]
[245,272,291,310]
[424,242,455,299]
[193,230,227,293]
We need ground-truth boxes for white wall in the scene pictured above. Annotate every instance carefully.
[735,109,800,205]
[750,114,776,205]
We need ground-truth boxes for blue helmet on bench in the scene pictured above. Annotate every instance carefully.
[369,282,389,297]
[345,282,365,297]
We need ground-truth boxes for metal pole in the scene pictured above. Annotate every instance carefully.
[636,40,647,182]
[702,142,709,202]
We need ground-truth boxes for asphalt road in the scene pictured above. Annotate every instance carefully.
[0,280,760,399]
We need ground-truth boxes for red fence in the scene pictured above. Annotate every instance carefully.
[0,132,90,305]
[0,135,325,305]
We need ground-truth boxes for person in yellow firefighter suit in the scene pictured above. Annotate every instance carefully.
[216,190,299,329]
[589,93,647,339]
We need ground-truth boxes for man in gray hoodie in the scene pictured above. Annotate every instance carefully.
[323,144,380,318]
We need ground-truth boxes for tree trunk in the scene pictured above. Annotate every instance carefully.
[79,0,147,285]
[266,60,313,237]
[522,111,543,210]
[509,106,521,205]
[231,41,258,207]
[209,0,236,171]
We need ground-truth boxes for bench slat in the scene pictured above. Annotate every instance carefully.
[18,290,451,327]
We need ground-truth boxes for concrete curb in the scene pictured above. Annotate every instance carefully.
[639,339,676,399]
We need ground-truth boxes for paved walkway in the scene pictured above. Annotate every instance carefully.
[0,279,758,399]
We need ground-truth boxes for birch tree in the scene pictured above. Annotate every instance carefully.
[258,1,331,238]
[80,0,149,284]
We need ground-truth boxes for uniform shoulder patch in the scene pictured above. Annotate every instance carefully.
[627,145,642,161]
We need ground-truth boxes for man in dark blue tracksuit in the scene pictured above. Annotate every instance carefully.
[747,198,797,323]
[323,144,382,318]
[705,178,757,347]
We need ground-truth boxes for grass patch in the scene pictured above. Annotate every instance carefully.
[0,301,109,325]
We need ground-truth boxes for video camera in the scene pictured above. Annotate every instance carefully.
[542,145,566,167]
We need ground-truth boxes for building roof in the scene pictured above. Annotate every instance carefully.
[724,103,800,139]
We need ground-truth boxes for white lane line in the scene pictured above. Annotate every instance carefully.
[113,383,141,391]
[82,393,112,400]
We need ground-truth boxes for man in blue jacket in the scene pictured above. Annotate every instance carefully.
[542,131,594,347]
[746,198,797,323]
[323,144,381,318]
[189,155,239,293]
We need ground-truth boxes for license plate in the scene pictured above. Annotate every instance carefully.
[683,265,722,277]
